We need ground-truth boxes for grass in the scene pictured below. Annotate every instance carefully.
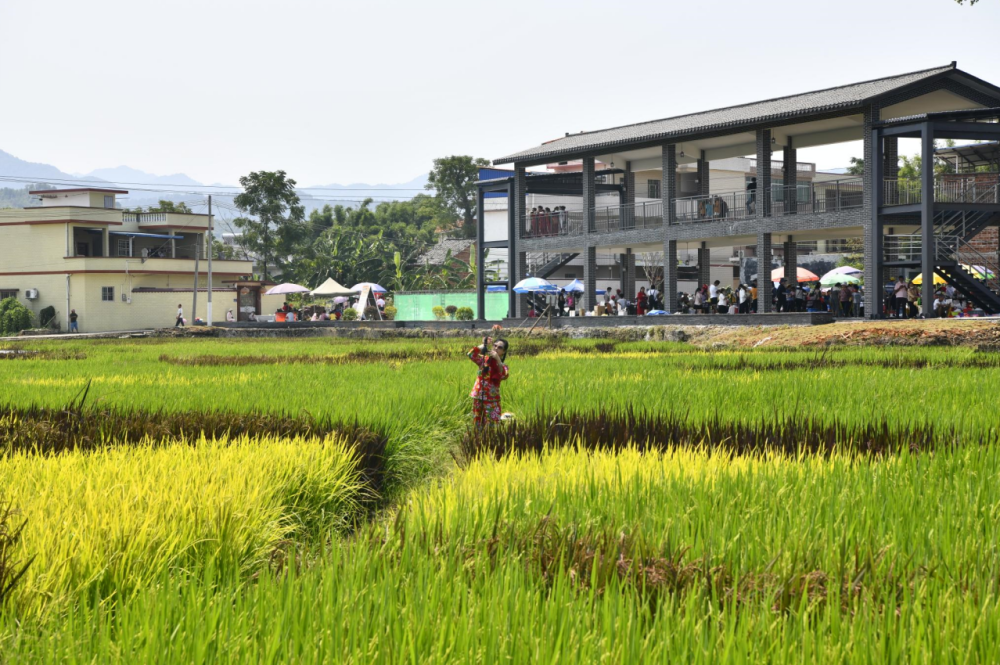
[3,335,1000,662]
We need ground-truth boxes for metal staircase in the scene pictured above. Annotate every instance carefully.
[536,252,579,279]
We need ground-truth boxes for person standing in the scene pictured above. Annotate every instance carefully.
[69,309,79,333]
[746,177,757,215]
[892,277,908,318]
[469,335,510,427]
[751,281,758,313]
[647,283,659,311]
[907,281,920,318]
[636,286,647,316]
[175,304,184,327]
[839,284,852,317]
[774,278,788,312]
[709,281,720,314]
[738,284,749,314]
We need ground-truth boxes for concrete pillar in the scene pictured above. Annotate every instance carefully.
[697,151,710,197]
[583,246,597,312]
[513,166,528,317]
[783,239,797,310]
[758,233,773,312]
[756,129,772,218]
[514,165,527,240]
[662,145,677,225]
[698,244,710,288]
[476,186,486,320]
[583,157,595,234]
[863,104,883,319]
[624,248,636,298]
[783,144,797,215]
[663,239,678,312]
[506,181,516,319]
[623,161,635,230]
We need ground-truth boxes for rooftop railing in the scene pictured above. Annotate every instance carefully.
[592,200,663,233]
[674,177,863,224]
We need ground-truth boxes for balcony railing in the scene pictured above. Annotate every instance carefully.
[883,173,1000,206]
[674,178,863,224]
[593,200,663,233]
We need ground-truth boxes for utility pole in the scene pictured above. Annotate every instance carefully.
[192,232,200,324]
[206,195,213,325]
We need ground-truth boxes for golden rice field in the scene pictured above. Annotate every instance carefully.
[2,334,1000,663]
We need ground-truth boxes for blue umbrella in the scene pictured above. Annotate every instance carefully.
[512,277,559,293]
[563,279,585,293]
[486,285,507,292]
[350,282,387,293]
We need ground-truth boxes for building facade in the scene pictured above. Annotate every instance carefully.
[476,63,1000,319]
[0,188,259,333]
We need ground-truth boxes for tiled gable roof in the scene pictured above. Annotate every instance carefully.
[418,238,473,265]
[495,64,957,165]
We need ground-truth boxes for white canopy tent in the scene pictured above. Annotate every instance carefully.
[310,278,359,297]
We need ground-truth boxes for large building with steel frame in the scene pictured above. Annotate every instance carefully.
[474,62,1000,320]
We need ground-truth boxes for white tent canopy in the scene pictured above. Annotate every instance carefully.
[310,278,359,297]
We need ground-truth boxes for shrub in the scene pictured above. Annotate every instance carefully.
[432,306,446,321]
[456,307,474,321]
[384,305,397,321]
[0,297,32,335]
[342,308,358,321]
[445,305,458,320]
[39,306,56,328]
[364,306,379,321]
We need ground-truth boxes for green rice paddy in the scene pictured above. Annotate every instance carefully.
[2,335,1000,663]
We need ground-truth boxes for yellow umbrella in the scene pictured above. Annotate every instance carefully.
[911,272,946,286]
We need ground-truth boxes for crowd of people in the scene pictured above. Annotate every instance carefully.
[677,278,866,316]
[528,207,570,237]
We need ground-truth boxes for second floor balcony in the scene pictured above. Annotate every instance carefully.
[883,173,1000,207]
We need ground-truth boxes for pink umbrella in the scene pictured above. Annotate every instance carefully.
[771,266,820,283]
[829,265,862,276]
[333,296,349,304]
[265,282,311,295]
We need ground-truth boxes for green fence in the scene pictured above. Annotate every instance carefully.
[393,291,508,321]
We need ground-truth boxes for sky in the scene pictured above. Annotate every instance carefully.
[1,0,998,188]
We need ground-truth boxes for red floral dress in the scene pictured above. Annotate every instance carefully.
[468,346,509,425]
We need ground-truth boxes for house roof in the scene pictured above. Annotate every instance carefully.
[419,238,473,265]
[29,188,128,195]
[494,63,969,165]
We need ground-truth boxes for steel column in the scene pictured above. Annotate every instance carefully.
[920,124,936,316]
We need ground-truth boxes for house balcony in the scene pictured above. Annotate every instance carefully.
[60,256,253,276]
[122,211,214,231]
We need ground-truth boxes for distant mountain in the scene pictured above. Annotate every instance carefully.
[82,166,203,187]
[0,148,429,229]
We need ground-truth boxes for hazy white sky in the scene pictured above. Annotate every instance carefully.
[1,0,997,187]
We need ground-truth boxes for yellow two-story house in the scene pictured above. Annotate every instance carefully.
[0,188,258,333]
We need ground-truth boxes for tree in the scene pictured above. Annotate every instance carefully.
[0,297,32,335]
[232,171,305,280]
[846,157,864,175]
[426,156,490,239]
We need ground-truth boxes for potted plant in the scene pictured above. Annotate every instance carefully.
[432,306,446,320]
[456,307,474,321]
[445,305,458,320]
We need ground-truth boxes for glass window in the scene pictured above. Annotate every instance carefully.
[0,290,18,300]
[117,239,131,257]
[647,179,661,199]
[104,195,114,209]
[101,286,115,302]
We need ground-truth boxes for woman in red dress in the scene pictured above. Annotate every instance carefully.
[636,286,647,316]
[468,335,510,426]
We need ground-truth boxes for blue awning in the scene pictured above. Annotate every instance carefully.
[109,231,183,239]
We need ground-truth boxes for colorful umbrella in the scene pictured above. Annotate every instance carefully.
[963,264,995,280]
[563,279,585,293]
[771,266,820,283]
[828,265,862,276]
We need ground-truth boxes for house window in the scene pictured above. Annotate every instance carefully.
[104,195,114,209]
[76,242,90,257]
[117,238,131,257]
[101,287,115,302]
[0,290,17,300]
[647,179,661,199]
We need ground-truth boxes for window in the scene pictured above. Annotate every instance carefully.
[76,242,90,257]
[0,290,17,300]
[101,286,115,302]
[647,179,661,199]
[104,195,114,209]
[117,238,131,257]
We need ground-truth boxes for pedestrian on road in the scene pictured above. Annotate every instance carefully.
[176,304,185,327]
